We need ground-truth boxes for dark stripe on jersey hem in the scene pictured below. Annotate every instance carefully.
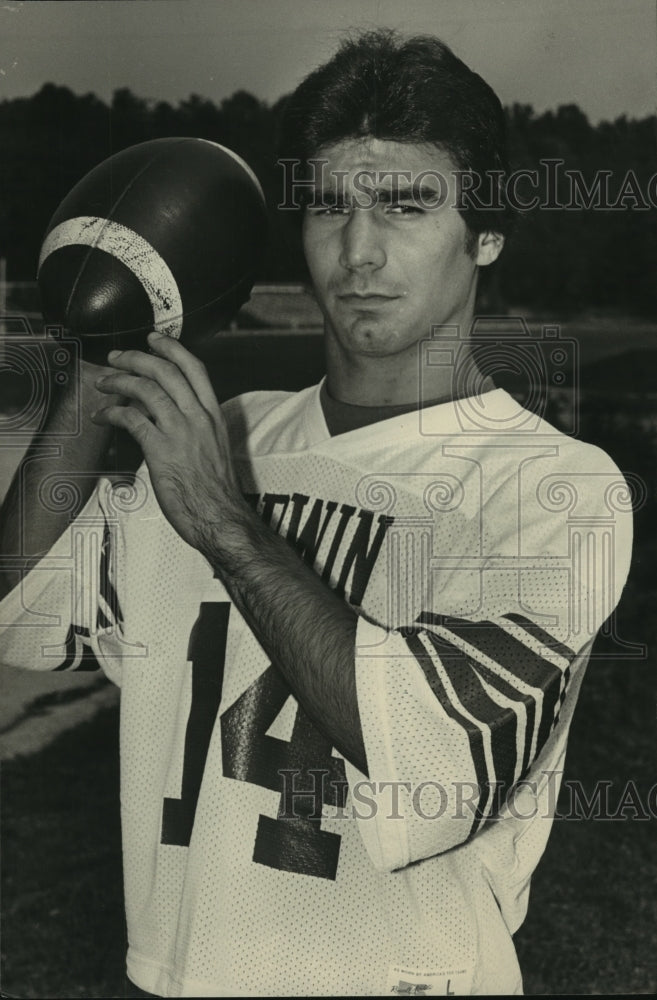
[75,624,101,671]
[54,624,100,672]
[96,604,113,631]
[99,523,125,627]
[405,631,491,827]
[101,568,124,626]
[53,624,78,671]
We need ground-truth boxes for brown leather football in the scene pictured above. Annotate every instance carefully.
[37,138,268,358]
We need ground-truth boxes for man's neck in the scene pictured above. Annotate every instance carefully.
[319,377,495,437]
[324,336,483,407]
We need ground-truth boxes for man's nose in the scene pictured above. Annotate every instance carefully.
[338,208,386,271]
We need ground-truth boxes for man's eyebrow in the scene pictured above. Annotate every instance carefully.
[307,181,445,205]
[376,181,445,203]
[301,187,351,209]
[309,187,348,204]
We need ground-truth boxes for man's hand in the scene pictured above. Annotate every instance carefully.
[92,331,367,772]
[92,332,245,552]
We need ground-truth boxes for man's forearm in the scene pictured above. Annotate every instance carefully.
[201,494,367,774]
[0,361,120,600]
[89,335,368,771]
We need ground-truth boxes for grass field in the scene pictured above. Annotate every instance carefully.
[1,314,656,997]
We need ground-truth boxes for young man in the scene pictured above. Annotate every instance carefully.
[0,30,631,996]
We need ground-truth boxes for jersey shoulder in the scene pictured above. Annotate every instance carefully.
[534,408,620,470]
[480,390,625,476]
[221,383,323,457]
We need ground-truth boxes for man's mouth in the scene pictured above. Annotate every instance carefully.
[337,292,400,304]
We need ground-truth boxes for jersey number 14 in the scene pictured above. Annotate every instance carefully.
[160,601,348,880]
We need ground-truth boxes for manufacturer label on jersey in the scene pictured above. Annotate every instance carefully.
[387,965,474,996]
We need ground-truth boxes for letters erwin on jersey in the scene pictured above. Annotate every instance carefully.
[245,490,392,606]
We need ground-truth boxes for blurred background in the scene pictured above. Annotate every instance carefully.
[1,1,655,996]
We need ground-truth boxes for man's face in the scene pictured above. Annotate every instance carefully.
[302,138,502,365]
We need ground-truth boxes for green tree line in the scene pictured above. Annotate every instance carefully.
[0,84,654,316]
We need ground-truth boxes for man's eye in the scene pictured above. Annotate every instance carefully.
[387,202,423,215]
[307,204,350,216]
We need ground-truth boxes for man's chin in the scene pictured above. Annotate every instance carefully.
[328,315,412,358]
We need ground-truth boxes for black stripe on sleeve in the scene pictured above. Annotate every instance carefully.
[422,630,519,814]
[74,626,101,671]
[96,603,112,631]
[404,631,492,828]
[98,522,124,629]
[464,659,535,777]
[553,662,573,730]
[502,612,576,660]
[416,612,572,767]
[443,619,564,762]
[505,611,575,732]
[53,623,79,671]
[53,625,100,672]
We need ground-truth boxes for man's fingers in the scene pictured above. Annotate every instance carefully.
[95,372,176,427]
[105,343,206,416]
[146,333,222,418]
[91,403,160,450]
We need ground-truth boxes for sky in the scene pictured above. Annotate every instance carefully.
[0,0,655,123]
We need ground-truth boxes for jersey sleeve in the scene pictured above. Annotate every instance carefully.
[0,478,126,685]
[345,450,633,873]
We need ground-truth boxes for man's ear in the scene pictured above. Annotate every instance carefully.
[476,231,505,267]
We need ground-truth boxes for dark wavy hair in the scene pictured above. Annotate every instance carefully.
[278,29,514,245]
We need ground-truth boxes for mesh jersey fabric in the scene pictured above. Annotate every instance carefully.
[0,383,632,997]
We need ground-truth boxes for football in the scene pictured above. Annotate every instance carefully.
[37,137,268,357]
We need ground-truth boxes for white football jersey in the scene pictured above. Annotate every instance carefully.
[0,384,632,996]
